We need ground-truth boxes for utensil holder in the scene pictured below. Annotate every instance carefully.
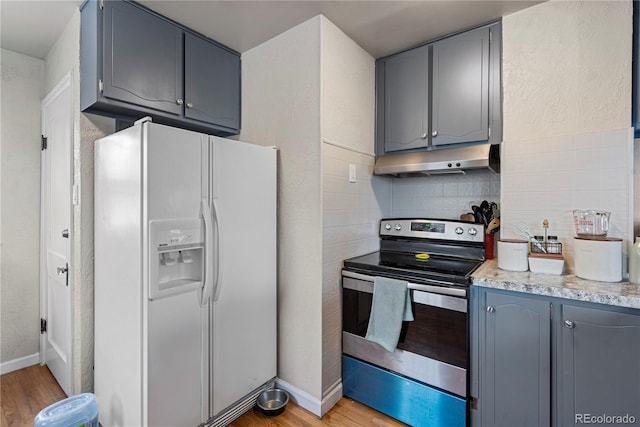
[530,240,562,255]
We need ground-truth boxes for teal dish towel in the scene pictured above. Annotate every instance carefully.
[365,276,414,352]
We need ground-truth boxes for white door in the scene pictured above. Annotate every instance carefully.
[209,137,277,416]
[40,74,73,396]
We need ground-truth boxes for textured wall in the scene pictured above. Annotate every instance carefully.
[240,16,324,402]
[501,1,633,271]
[0,49,45,365]
[319,17,382,401]
[502,1,631,140]
[321,17,375,156]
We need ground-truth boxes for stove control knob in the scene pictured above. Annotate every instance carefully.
[468,227,478,236]
[394,224,402,231]
[385,223,392,231]
[455,227,464,235]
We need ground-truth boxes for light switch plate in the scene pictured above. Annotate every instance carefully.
[349,164,356,183]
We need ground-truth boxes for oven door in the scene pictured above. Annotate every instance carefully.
[342,271,467,397]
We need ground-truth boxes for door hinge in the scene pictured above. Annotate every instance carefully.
[41,135,48,151]
[470,397,478,410]
[489,30,492,43]
[41,318,47,334]
[488,127,492,138]
[99,79,104,93]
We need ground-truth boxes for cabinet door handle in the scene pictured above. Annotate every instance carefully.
[176,99,184,105]
[421,133,427,139]
[486,305,495,313]
[186,102,194,109]
[432,130,438,138]
[564,320,575,329]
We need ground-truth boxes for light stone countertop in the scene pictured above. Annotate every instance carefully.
[472,259,640,310]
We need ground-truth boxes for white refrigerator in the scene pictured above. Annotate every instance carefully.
[94,118,277,427]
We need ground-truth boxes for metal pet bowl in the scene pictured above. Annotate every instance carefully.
[256,388,289,416]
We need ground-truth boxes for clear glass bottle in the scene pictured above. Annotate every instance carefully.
[629,237,640,284]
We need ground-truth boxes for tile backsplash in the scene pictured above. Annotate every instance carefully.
[321,142,391,394]
[391,171,501,219]
[500,127,634,272]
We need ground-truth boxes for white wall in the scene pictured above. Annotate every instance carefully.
[500,0,633,270]
[320,16,387,402]
[240,16,324,403]
[241,15,388,413]
[0,49,45,368]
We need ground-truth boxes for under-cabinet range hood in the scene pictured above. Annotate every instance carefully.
[374,143,500,177]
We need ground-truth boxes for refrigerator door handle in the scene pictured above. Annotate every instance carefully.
[200,199,214,306]
[211,199,223,302]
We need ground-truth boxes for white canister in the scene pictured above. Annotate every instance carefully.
[498,239,529,272]
[574,237,622,282]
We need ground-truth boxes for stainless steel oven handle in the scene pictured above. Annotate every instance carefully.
[342,270,467,298]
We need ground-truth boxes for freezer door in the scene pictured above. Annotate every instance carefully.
[208,136,277,417]
[144,123,210,425]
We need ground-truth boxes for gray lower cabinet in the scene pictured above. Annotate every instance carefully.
[557,304,640,426]
[480,290,551,427]
[473,287,640,427]
[376,23,500,155]
[81,0,240,136]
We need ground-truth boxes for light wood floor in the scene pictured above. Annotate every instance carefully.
[1,365,407,427]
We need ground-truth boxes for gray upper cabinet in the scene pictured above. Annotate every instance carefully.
[481,290,551,427]
[382,45,429,153]
[184,33,240,130]
[103,1,183,115]
[375,23,500,156]
[432,27,489,147]
[557,304,640,426]
[81,0,240,136]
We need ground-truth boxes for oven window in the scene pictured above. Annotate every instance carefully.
[343,288,467,369]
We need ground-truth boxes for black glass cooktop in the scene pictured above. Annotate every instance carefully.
[343,251,483,286]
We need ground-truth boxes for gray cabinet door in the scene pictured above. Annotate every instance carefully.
[432,27,489,146]
[184,33,240,131]
[383,45,429,153]
[103,1,183,115]
[558,304,640,426]
[481,291,551,427]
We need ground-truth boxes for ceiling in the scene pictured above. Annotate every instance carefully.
[1,0,542,60]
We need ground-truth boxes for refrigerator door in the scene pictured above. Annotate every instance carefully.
[144,123,210,426]
[208,136,277,417]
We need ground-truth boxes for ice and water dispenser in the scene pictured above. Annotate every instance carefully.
[149,219,204,299]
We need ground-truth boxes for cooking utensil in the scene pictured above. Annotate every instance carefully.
[486,217,500,234]
[256,388,289,416]
[472,205,484,225]
[514,222,547,253]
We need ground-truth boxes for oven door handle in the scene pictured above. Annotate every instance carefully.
[342,270,467,298]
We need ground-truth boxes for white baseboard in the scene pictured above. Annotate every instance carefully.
[0,352,40,375]
[274,378,342,418]
[320,380,343,417]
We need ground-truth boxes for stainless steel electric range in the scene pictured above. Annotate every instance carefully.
[341,218,485,427]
